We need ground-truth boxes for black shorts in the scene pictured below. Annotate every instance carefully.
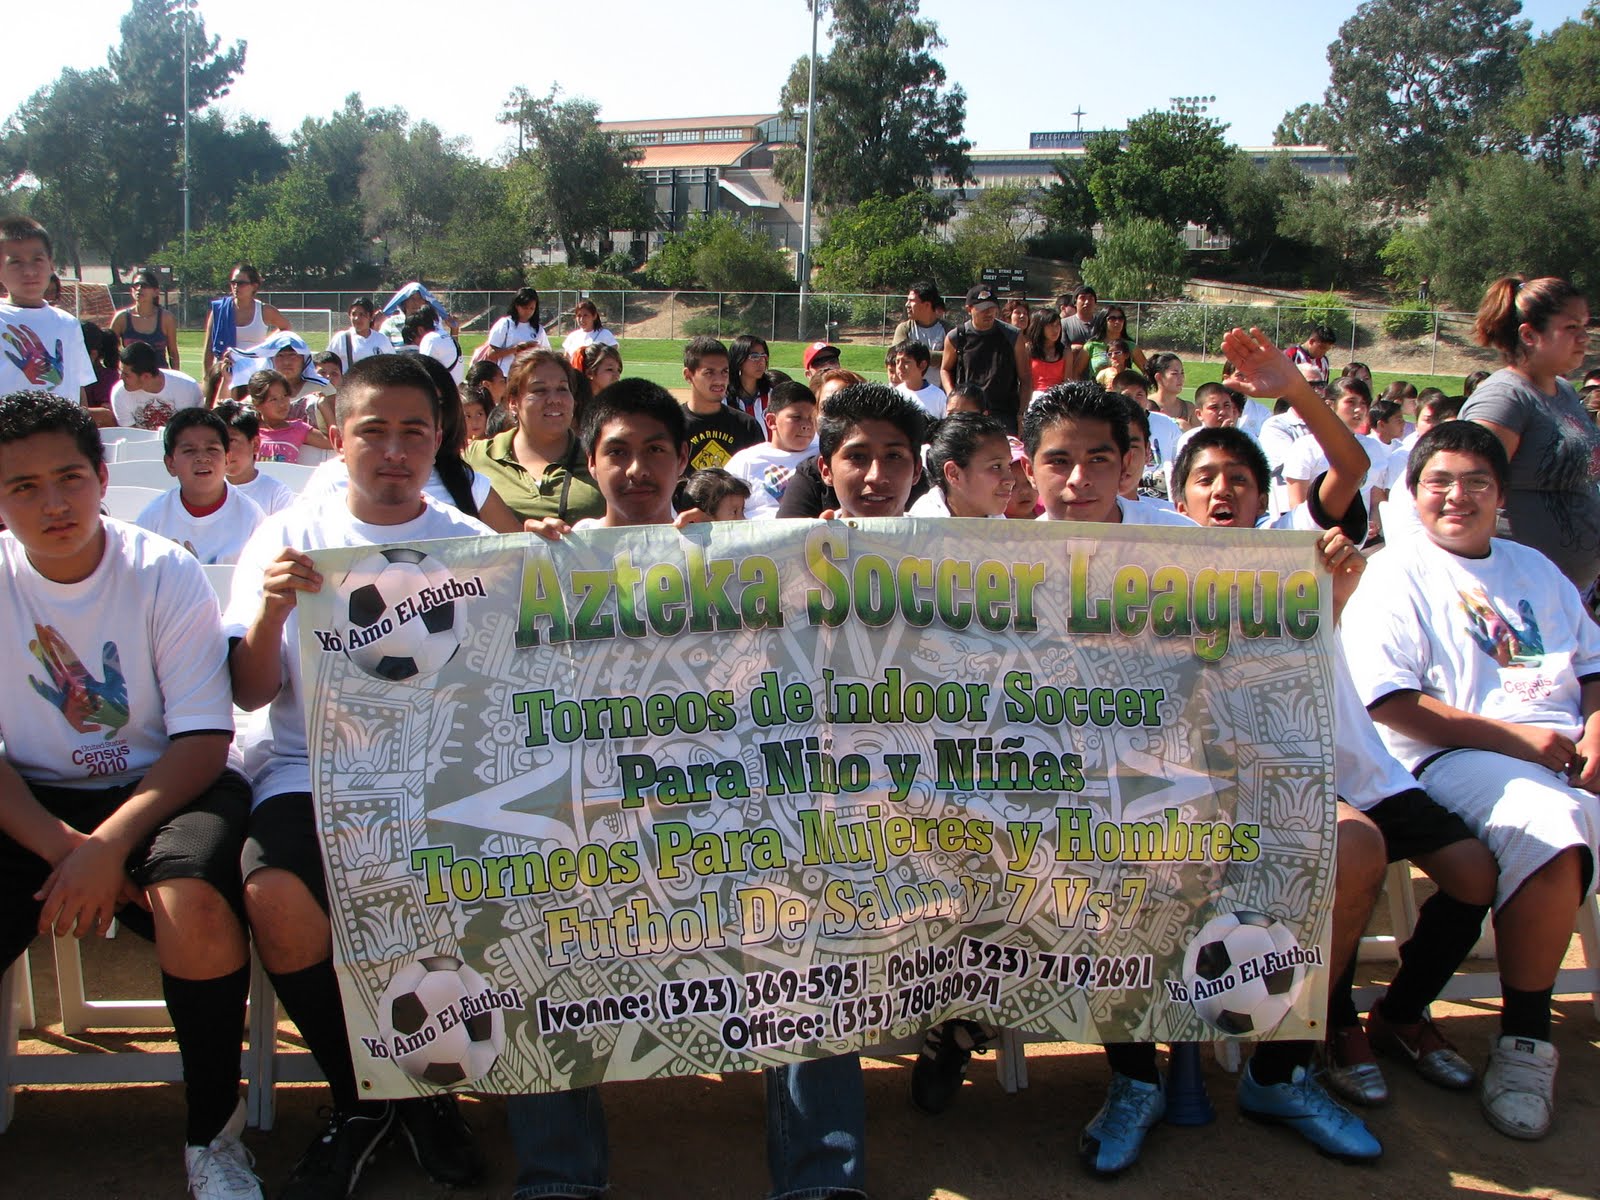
[1363,786,1477,863]
[0,768,251,969]
[241,791,330,914]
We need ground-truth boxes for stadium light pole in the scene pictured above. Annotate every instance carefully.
[796,0,820,339]
[181,1,191,310]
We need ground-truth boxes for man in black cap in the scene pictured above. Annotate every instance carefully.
[940,284,1031,432]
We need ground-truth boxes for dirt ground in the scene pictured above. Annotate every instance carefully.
[2,931,1597,1200]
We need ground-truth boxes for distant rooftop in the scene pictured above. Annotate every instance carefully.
[600,114,779,135]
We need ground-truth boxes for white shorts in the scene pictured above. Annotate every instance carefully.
[1420,749,1600,908]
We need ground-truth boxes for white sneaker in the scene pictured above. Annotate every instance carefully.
[1481,1034,1558,1140]
[185,1098,262,1199]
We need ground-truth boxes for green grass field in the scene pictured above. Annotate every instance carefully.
[172,332,1466,396]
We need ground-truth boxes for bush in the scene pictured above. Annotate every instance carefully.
[1140,303,1257,355]
[1080,218,1190,301]
[1294,291,1354,345]
[1382,299,1435,339]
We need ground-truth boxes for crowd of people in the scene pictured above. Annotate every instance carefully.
[1,210,1598,1199]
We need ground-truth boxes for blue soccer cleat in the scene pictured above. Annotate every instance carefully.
[1237,1062,1382,1162]
[1079,1071,1167,1176]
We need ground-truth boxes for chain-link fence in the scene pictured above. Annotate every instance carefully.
[206,289,1508,379]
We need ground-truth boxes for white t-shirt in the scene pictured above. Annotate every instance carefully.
[0,519,234,788]
[110,370,204,430]
[1341,535,1600,773]
[135,484,266,566]
[1257,411,1309,519]
[302,458,493,515]
[561,327,619,359]
[419,331,465,385]
[1144,410,1184,493]
[1283,430,1390,514]
[724,441,816,520]
[234,471,298,517]
[896,381,947,420]
[326,328,392,371]
[907,489,1005,518]
[0,302,96,400]
[224,497,492,806]
[487,318,551,358]
[1237,398,1272,440]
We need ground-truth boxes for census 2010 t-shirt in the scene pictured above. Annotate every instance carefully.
[0,519,234,787]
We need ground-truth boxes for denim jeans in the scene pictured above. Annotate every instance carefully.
[508,1052,866,1200]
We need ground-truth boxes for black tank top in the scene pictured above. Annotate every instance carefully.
[119,305,170,367]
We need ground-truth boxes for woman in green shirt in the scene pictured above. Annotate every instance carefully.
[1083,305,1148,376]
[464,350,606,524]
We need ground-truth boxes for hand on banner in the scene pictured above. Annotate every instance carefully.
[260,547,322,618]
[1316,528,1365,620]
[524,517,571,541]
[672,508,712,529]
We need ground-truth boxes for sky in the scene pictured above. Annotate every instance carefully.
[5,0,1592,159]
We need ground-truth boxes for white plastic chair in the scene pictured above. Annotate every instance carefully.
[111,439,167,462]
[0,933,269,1133]
[103,485,163,521]
[1356,862,1600,1017]
[253,461,318,491]
[106,460,178,489]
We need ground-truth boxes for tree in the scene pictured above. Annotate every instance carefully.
[1083,98,1233,231]
[1275,180,1392,288]
[1272,103,1342,147]
[1079,219,1189,300]
[775,0,971,209]
[498,88,655,264]
[0,0,248,272]
[1504,8,1600,171]
[810,192,962,293]
[1219,152,1309,273]
[292,94,408,204]
[174,160,361,287]
[1413,153,1600,309]
[1033,157,1097,261]
[1322,0,1529,205]
[948,186,1040,280]
[645,214,797,291]
[359,122,469,260]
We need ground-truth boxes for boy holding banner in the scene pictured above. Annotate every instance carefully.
[513,378,929,1200]
[225,355,491,1198]
[1002,371,1393,1170]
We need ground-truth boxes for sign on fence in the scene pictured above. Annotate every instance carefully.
[298,520,1337,1097]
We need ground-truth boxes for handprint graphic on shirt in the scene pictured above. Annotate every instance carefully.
[2,325,66,388]
[27,624,130,738]
[1458,588,1544,669]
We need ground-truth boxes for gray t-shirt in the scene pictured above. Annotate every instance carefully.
[1062,314,1093,346]
[1460,367,1600,588]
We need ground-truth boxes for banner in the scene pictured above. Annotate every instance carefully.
[297,519,1337,1097]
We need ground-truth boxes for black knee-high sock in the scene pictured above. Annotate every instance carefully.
[1378,892,1490,1025]
[1103,1042,1160,1083]
[1247,1040,1314,1085]
[163,965,250,1146]
[268,958,369,1113]
[1328,960,1360,1030]
[1501,986,1553,1041]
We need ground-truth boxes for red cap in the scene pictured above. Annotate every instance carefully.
[803,341,841,372]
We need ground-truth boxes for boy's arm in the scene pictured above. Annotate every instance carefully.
[939,337,958,397]
[1370,690,1579,777]
[228,547,319,710]
[0,755,82,868]
[1221,327,1368,521]
[35,733,230,939]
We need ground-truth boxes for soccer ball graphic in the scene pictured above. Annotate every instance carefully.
[379,954,505,1086]
[1180,910,1308,1035]
[339,547,466,682]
